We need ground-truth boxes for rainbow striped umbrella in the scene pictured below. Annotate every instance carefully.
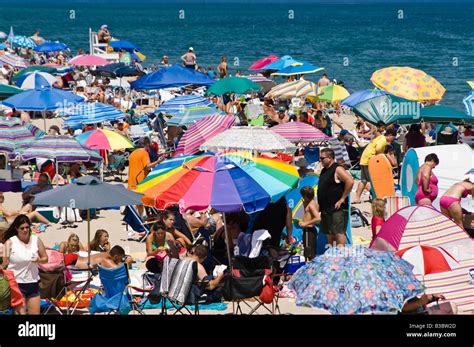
[19,135,102,162]
[137,151,299,213]
[266,79,318,99]
[270,122,329,143]
[76,129,134,151]
[0,52,28,68]
[175,114,236,156]
[371,66,446,102]
[165,106,223,127]
[0,117,43,156]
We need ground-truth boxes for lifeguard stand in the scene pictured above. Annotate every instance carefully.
[88,28,119,62]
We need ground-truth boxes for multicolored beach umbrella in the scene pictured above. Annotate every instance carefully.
[9,35,36,49]
[371,66,446,102]
[18,71,57,89]
[266,79,318,99]
[19,135,102,162]
[263,55,302,71]
[62,102,127,126]
[270,121,329,143]
[248,55,279,70]
[0,52,28,68]
[76,129,134,151]
[316,85,350,103]
[165,106,223,127]
[271,62,324,76]
[155,95,215,115]
[175,114,236,156]
[0,117,43,157]
[206,77,261,96]
[136,151,299,213]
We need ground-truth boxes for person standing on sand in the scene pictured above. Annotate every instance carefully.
[181,47,197,70]
[317,148,354,247]
[299,186,320,261]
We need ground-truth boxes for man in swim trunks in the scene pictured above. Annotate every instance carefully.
[64,245,132,269]
[181,47,197,70]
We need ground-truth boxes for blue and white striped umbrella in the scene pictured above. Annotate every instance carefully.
[463,93,474,116]
[155,94,215,115]
[9,35,36,48]
[165,106,223,127]
[18,71,57,89]
[62,102,127,126]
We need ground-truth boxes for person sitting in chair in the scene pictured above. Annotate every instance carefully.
[185,245,224,291]
[145,221,178,273]
[64,245,132,269]
[97,25,111,44]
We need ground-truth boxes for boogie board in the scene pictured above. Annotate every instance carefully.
[368,154,395,198]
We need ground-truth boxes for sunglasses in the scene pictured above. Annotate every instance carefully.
[319,156,329,161]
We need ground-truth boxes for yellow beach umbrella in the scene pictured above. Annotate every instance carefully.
[315,84,350,103]
[266,79,318,99]
[467,81,474,90]
[371,66,446,102]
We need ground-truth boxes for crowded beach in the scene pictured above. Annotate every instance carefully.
[0,25,473,316]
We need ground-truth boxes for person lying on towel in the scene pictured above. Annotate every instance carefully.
[64,245,133,270]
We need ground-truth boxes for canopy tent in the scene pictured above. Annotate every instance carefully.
[131,65,214,90]
[400,144,474,211]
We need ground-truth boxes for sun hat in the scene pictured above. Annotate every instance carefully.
[440,127,454,135]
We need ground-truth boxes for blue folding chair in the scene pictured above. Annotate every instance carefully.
[304,145,320,165]
[123,205,160,242]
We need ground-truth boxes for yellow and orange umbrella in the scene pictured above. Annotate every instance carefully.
[371,66,445,102]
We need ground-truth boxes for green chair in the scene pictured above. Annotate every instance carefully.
[249,115,265,126]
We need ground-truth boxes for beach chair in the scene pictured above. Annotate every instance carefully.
[222,256,279,315]
[249,114,265,126]
[122,205,160,242]
[160,258,207,315]
[89,264,149,315]
[303,145,320,165]
[384,196,411,219]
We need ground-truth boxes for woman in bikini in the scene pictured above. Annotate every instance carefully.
[160,211,192,249]
[439,178,474,228]
[59,233,86,254]
[145,221,178,273]
[415,153,439,206]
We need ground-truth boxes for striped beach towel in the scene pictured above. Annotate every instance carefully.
[160,257,179,296]
[329,138,350,167]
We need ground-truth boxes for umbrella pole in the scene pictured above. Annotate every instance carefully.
[55,160,59,187]
[222,212,233,269]
[42,110,47,131]
[87,209,91,271]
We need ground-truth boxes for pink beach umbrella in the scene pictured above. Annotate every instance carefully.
[270,122,329,143]
[175,114,235,156]
[248,55,279,71]
[396,245,459,276]
[68,55,110,66]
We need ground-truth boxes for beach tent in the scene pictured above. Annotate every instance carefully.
[370,204,474,312]
[131,65,214,90]
[400,144,474,211]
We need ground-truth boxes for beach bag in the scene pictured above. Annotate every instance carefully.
[259,275,274,304]
[60,207,83,223]
[350,207,369,228]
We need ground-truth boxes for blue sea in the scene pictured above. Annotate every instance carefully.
[0,1,472,109]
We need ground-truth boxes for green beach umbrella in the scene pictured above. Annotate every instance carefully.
[0,84,23,100]
[206,77,261,96]
[352,94,420,125]
[420,105,474,124]
[13,66,58,81]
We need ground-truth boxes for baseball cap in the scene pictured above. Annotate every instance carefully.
[100,24,108,29]
[339,129,349,136]
[189,47,194,51]
[278,106,286,112]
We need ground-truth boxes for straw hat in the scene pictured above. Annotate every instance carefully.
[440,127,454,135]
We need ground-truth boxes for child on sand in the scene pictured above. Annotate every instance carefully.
[298,186,320,262]
[369,198,386,247]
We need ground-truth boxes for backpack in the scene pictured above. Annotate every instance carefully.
[350,207,369,228]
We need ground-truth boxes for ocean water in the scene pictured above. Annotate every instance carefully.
[0,1,472,109]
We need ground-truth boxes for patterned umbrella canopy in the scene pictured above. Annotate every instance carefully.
[0,52,28,68]
[288,246,424,314]
[270,122,329,143]
[165,106,223,127]
[0,117,43,157]
[62,102,126,126]
[266,79,318,99]
[371,66,446,102]
[175,114,236,156]
[136,151,299,213]
[76,129,134,151]
[19,135,102,162]
[9,35,36,48]
[200,126,296,153]
[155,94,215,115]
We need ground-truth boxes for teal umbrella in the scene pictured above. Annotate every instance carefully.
[352,94,420,125]
[0,84,23,100]
[206,77,261,96]
[419,105,474,124]
[13,66,58,81]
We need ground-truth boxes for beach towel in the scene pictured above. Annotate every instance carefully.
[329,138,351,167]
[168,259,195,305]
[249,229,271,258]
[141,298,228,311]
[160,257,178,296]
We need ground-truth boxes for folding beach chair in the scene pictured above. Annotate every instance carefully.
[383,196,411,219]
[89,264,149,315]
[222,256,279,315]
[122,205,160,242]
[303,145,320,165]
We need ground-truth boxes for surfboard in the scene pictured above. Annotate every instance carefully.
[368,154,395,198]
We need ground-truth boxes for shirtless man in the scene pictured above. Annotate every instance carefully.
[217,56,228,79]
[318,73,330,88]
[299,186,320,261]
[64,245,132,269]
[185,245,224,290]
[181,47,197,70]
[97,25,111,44]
